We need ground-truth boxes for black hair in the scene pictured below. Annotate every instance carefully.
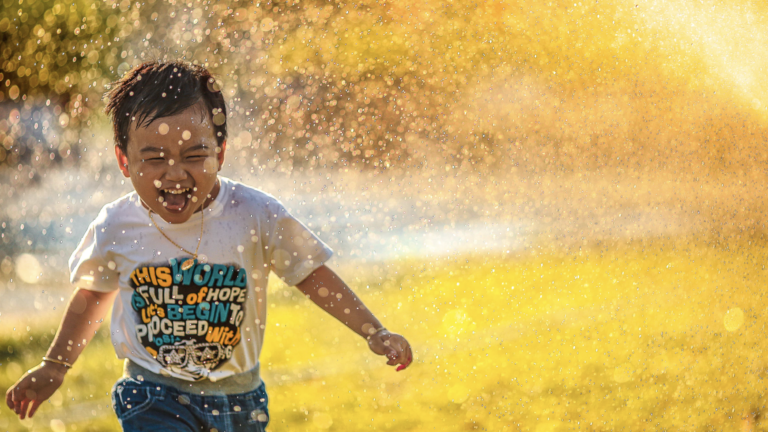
[103,60,227,154]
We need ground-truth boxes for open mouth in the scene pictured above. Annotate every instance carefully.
[159,187,192,212]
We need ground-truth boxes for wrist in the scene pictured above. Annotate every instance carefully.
[365,327,388,340]
[42,356,73,374]
[41,361,70,376]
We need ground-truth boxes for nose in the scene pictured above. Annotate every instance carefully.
[164,159,188,182]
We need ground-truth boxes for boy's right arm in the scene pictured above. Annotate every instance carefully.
[5,287,117,420]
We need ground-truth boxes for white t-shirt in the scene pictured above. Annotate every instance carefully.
[68,176,333,382]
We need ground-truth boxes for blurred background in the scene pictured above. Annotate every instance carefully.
[2,0,768,430]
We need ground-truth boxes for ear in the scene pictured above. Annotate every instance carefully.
[114,145,131,178]
[216,140,227,171]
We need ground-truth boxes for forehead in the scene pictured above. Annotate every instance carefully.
[126,103,215,149]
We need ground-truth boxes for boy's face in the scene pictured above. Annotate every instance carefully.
[114,102,227,224]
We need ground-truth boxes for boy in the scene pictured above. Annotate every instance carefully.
[5,60,412,431]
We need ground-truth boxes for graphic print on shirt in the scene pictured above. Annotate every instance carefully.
[128,257,248,379]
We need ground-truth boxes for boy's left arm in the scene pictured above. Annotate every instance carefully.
[295,264,413,371]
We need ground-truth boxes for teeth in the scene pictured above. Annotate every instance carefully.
[163,188,189,195]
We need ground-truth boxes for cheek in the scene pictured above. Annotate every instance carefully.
[203,157,218,173]
[133,164,156,179]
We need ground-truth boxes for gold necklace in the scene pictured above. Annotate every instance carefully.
[146,197,205,271]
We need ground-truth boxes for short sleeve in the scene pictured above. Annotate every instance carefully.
[267,201,334,286]
[68,219,119,292]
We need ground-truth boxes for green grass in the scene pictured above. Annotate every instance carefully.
[2,238,768,431]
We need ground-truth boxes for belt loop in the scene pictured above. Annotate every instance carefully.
[150,380,167,401]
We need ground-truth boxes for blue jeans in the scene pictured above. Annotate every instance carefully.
[111,376,270,432]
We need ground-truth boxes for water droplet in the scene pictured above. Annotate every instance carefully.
[313,412,333,429]
[614,364,633,383]
[237,245,245,253]
[259,18,274,32]
[724,308,744,331]
[250,409,268,421]
[15,253,41,284]
[207,78,222,93]
[50,419,66,432]
[272,249,291,269]
[447,384,471,404]
[158,123,169,135]
[154,180,162,188]
[318,287,329,297]
[362,323,375,335]
[442,309,476,335]
[182,130,192,140]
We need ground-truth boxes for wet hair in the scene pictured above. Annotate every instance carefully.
[103,60,227,155]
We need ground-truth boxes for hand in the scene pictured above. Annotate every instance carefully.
[367,329,413,371]
[5,362,68,419]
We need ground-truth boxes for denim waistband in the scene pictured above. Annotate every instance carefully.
[123,358,262,396]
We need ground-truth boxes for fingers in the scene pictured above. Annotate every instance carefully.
[385,337,412,368]
[372,333,413,371]
[371,333,398,361]
[5,387,14,411]
[9,386,32,420]
[28,400,42,419]
[10,387,21,416]
[396,344,413,372]
[19,399,30,420]
[384,338,403,365]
